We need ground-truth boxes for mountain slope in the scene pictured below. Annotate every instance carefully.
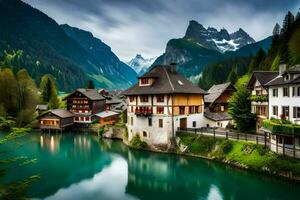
[184,20,255,52]
[61,24,137,88]
[127,54,156,76]
[152,20,272,80]
[0,0,137,91]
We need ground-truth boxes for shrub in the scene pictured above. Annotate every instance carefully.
[130,134,148,149]
[256,145,268,156]
[220,140,233,154]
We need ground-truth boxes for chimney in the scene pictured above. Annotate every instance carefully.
[279,63,287,75]
[169,62,177,73]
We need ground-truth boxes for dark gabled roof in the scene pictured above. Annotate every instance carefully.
[204,111,232,121]
[247,71,278,89]
[63,89,105,101]
[123,65,207,95]
[204,82,234,104]
[266,66,300,86]
[38,109,74,119]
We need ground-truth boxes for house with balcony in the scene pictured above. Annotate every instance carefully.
[122,64,207,147]
[247,71,278,132]
[262,65,300,158]
[204,82,236,128]
[63,89,106,124]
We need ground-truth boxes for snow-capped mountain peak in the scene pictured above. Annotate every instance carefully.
[184,20,256,53]
[127,54,156,75]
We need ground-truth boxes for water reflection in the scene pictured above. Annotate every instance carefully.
[1,133,300,200]
[39,134,61,154]
[43,158,137,200]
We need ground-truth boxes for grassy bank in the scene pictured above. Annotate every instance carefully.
[178,132,300,180]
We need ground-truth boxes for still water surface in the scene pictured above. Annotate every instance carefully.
[1,133,300,200]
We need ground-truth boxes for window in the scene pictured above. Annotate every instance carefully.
[283,87,289,97]
[195,106,199,113]
[130,96,135,102]
[189,106,195,114]
[272,88,278,97]
[159,119,163,128]
[282,106,289,118]
[220,106,225,112]
[177,80,184,85]
[293,87,300,97]
[273,106,278,116]
[131,106,134,112]
[131,117,133,126]
[193,121,196,127]
[148,118,152,126]
[140,96,149,102]
[293,107,300,118]
[143,131,147,137]
[157,106,164,114]
[141,78,149,85]
[157,95,164,102]
[179,106,185,115]
[256,90,262,95]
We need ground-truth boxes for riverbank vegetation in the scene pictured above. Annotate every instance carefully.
[0,51,61,129]
[0,128,40,199]
[178,132,300,179]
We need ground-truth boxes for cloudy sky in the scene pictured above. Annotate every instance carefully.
[24,0,299,61]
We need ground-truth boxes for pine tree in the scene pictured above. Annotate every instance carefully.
[87,80,95,89]
[40,74,59,109]
[227,69,238,85]
[282,11,295,33]
[228,87,256,132]
[272,23,281,36]
[248,48,266,72]
[296,9,300,20]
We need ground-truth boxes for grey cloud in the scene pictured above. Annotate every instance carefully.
[24,0,299,60]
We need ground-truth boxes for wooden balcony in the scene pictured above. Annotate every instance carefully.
[135,107,153,116]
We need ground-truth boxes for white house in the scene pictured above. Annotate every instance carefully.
[263,64,300,158]
[122,64,207,147]
[247,71,278,132]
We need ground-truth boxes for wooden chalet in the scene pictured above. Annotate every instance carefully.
[37,109,74,131]
[94,111,120,125]
[63,89,106,124]
[204,82,236,128]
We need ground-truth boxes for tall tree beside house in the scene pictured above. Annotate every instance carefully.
[228,86,256,132]
[248,48,266,72]
[227,69,238,85]
[281,11,295,34]
[40,74,59,109]
[87,80,95,89]
[272,23,281,36]
[296,9,300,20]
[16,69,39,125]
[0,68,18,117]
[288,28,300,64]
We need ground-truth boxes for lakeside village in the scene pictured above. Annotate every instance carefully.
[36,63,300,158]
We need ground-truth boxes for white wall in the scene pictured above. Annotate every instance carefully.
[268,84,300,124]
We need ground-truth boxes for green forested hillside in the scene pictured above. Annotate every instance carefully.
[0,0,137,91]
[199,11,300,90]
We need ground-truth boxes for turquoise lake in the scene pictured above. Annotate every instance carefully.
[1,132,300,200]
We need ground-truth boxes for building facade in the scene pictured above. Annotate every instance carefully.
[123,65,207,146]
[263,65,300,158]
[204,82,235,128]
[38,109,74,131]
[247,71,278,132]
[63,89,106,124]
